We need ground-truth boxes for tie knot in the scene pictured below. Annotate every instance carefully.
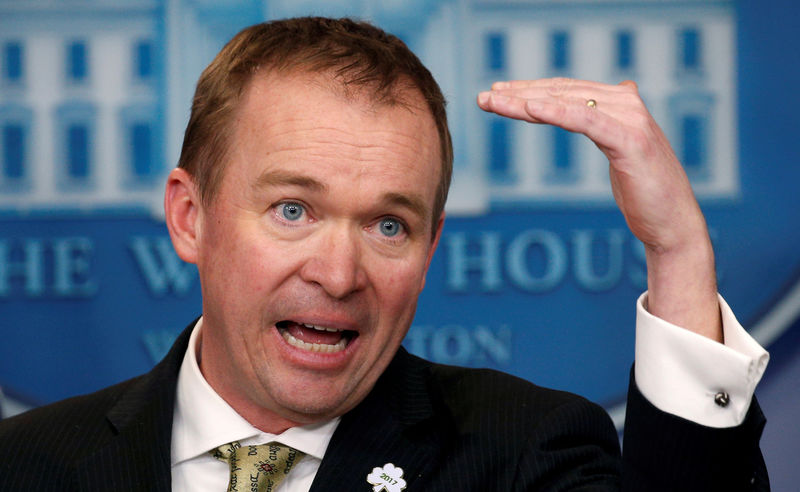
[211,441,305,492]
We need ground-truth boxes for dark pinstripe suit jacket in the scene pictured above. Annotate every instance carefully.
[0,321,768,491]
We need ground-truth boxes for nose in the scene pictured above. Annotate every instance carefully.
[299,223,368,299]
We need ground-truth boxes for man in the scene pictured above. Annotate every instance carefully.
[0,17,768,491]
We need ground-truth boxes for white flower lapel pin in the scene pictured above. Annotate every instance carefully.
[367,462,407,492]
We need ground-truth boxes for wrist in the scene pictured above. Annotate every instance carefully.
[644,236,722,342]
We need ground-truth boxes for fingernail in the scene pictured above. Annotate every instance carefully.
[478,91,490,105]
[492,81,508,89]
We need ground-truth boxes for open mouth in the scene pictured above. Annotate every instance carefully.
[276,320,357,353]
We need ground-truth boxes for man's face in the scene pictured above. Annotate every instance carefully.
[192,71,443,431]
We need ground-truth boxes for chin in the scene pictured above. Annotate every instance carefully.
[270,384,361,422]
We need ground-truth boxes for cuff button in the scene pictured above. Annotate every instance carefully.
[714,391,730,407]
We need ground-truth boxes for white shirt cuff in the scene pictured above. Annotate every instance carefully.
[634,292,769,428]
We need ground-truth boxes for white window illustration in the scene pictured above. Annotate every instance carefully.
[669,92,714,183]
[2,41,24,85]
[486,32,506,74]
[677,27,703,75]
[132,39,154,83]
[547,127,577,183]
[0,0,738,214]
[65,40,89,84]
[615,30,634,72]
[488,117,513,183]
[484,31,513,183]
[120,105,161,186]
[0,104,32,191]
[56,102,96,190]
[550,30,570,74]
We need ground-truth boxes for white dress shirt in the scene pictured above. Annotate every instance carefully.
[171,293,769,490]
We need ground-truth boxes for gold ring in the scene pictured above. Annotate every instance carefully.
[586,99,597,109]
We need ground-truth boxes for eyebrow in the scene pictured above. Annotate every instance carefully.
[381,192,430,223]
[254,170,328,193]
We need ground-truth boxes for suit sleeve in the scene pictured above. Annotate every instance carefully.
[509,372,767,491]
[622,374,769,492]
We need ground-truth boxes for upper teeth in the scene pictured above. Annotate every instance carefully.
[303,323,339,333]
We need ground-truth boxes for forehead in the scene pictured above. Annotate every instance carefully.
[224,70,442,210]
[236,68,437,141]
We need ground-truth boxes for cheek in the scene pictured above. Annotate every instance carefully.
[372,257,427,319]
[229,239,292,299]
[202,223,274,298]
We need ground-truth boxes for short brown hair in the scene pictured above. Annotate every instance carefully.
[178,17,453,229]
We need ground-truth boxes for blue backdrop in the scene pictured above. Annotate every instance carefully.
[1,0,798,487]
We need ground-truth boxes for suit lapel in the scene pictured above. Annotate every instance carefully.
[73,321,195,491]
[310,349,448,491]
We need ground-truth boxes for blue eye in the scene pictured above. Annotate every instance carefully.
[378,218,403,237]
[280,202,305,221]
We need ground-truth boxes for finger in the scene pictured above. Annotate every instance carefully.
[479,88,659,164]
[480,90,643,130]
[480,90,629,152]
[488,86,639,113]
[477,91,546,123]
[522,97,629,152]
[491,77,636,94]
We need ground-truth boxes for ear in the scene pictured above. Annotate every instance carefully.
[164,167,202,264]
[419,212,446,292]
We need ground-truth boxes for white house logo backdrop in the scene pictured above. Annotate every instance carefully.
[1,0,799,439]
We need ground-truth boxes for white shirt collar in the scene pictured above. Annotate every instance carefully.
[171,318,340,466]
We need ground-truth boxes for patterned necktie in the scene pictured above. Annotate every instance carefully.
[211,441,305,492]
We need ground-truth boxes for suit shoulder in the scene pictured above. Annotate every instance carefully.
[407,358,621,488]
[0,375,142,450]
[0,376,151,488]
[428,361,590,409]
[425,361,610,433]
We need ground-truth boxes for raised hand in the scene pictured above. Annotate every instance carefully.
[478,78,722,341]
